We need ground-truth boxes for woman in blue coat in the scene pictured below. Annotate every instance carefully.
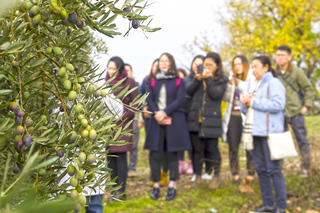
[144,53,191,201]
[241,56,287,213]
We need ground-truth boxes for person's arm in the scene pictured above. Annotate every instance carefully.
[297,70,313,108]
[251,79,286,113]
[205,77,228,100]
[222,83,233,102]
[146,82,159,113]
[163,80,186,116]
[186,78,201,96]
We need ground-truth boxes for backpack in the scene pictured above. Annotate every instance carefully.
[151,78,181,89]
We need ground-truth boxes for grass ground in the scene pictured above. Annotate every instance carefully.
[91,115,320,213]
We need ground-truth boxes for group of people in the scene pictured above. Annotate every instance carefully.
[88,45,313,213]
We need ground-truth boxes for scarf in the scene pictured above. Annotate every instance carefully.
[155,70,177,80]
[242,79,261,150]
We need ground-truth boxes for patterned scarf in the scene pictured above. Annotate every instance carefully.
[242,79,261,150]
[155,70,177,80]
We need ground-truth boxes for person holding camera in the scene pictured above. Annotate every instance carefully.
[187,52,228,189]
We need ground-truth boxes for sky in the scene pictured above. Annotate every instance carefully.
[94,0,228,84]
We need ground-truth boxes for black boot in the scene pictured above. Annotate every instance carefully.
[150,187,160,200]
[250,205,274,213]
[165,187,176,201]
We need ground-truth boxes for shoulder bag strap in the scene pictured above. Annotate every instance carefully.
[266,87,269,139]
[280,74,298,93]
[151,79,156,89]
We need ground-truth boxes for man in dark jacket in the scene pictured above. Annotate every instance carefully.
[275,45,314,177]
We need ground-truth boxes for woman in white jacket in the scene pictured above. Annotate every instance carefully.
[222,55,255,184]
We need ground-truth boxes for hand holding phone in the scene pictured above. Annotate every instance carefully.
[197,64,204,74]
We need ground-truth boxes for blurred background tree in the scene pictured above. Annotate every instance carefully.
[185,0,320,110]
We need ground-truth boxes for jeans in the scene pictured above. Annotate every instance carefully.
[85,195,103,213]
[190,132,221,176]
[289,114,310,170]
[107,152,128,193]
[150,125,179,182]
[253,136,287,208]
[227,115,255,176]
[129,120,139,171]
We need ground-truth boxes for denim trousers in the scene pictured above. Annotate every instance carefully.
[289,114,310,170]
[85,195,103,213]
[253,136,287,208]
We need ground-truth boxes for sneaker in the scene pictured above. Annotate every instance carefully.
[201,173,212,180]
[150,187,160,200]
[249,205,274,213]
[191,174,196,182]
[301,169,309,178]
[165,187,176,201]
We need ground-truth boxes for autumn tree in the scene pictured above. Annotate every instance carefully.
[188,0,320,78]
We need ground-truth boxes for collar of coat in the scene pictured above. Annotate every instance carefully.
[275,62,293,74]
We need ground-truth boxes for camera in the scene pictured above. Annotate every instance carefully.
[197,64,204,74]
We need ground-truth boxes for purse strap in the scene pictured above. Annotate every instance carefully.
[266,87,269,138]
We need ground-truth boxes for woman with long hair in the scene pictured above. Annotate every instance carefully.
[144,53,191,201]
[241,56,287,213]
[105,56,138,200]
[187,52,228,189]
[222,55,255,184]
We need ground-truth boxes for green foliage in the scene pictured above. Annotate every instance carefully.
[220,0,320,77]
[0,0,157,212]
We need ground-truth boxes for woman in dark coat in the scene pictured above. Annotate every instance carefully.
[187,52,228,189]
[105,56,138,199]
[144,53,191,201]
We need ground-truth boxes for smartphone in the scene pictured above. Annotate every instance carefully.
[232,75,238,79]
[197,64,204,74]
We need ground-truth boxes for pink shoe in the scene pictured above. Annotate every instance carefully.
[186,160,193,175]
[179,161,186,174]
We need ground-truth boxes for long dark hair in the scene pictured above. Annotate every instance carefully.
[146,59,159,83]
[107,56,125,74]
[252,56,277,77]
[190,55,204,72]
[156,52,179,77]
[232,55,249,81]
[205,52,224,80]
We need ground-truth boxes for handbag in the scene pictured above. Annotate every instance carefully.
[266,88,298,160]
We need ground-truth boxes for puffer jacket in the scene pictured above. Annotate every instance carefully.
[187,76,228,138]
